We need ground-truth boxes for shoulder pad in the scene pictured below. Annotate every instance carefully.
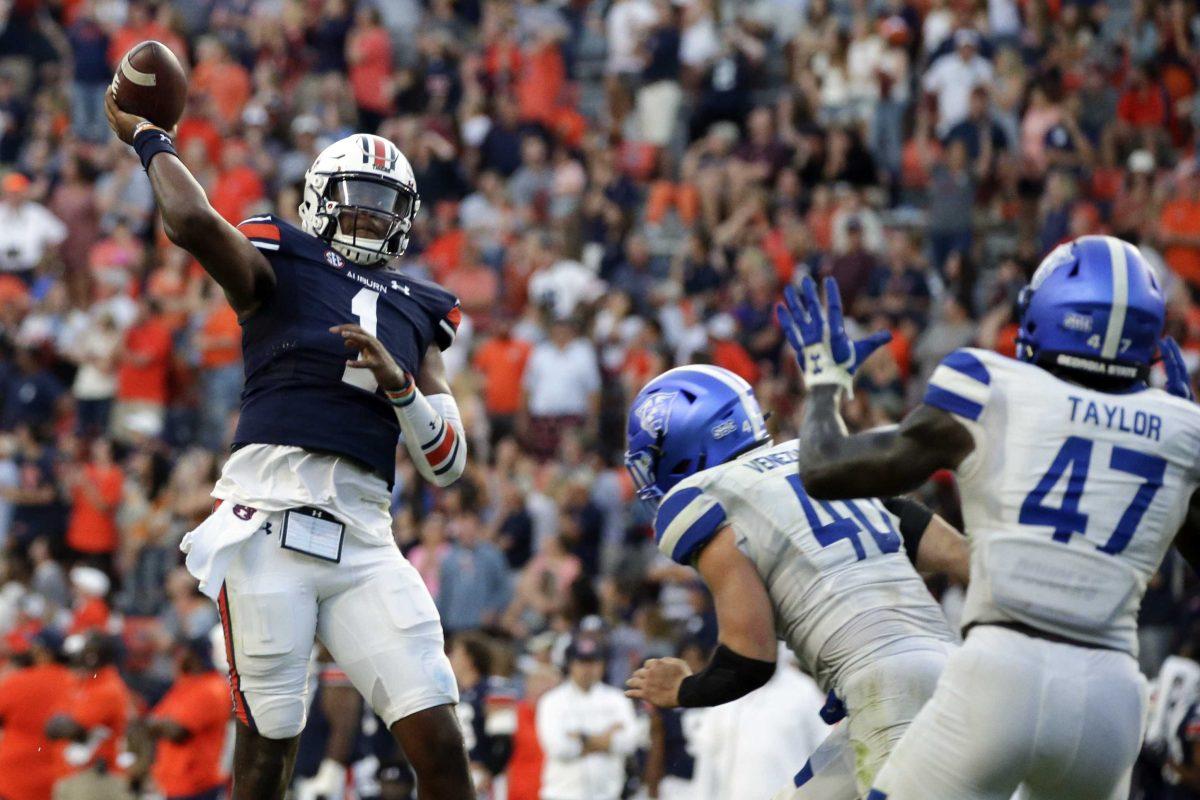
[655,477,728,564]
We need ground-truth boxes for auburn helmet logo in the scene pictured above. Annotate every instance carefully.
[360,135,398,171]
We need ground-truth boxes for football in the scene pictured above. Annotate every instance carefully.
[110,40,188,130]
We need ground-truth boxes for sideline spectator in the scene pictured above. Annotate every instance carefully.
[536,636,638,800]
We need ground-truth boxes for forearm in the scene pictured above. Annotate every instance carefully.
[390,381,467,487]
[916,514,970,585]
[797,386,912,497]
[798,388,966,499]
[146,153,217,250]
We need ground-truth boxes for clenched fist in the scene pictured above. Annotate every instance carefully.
[625,657,692,708]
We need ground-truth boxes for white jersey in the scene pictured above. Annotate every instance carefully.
[654,440,955,691]
[924,348,1200,653]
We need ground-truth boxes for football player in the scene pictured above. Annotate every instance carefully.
[621,364,968,797]
[779,236,1200,799]
[105,92,471,799]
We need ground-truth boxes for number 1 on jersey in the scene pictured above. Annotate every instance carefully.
[341,287,380,392]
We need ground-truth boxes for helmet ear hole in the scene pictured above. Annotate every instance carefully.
[1068,261,1081,278]
[1027,320,1037,333]
[670,459,691,475]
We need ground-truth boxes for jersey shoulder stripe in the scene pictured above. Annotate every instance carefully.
[655,483,727,564]
[924,347,994,421]
[236,216,282,251]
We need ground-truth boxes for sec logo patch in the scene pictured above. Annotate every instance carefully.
[325,251,345,269]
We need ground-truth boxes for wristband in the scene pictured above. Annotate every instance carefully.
[132,123,177,170]
[384,377,416,407]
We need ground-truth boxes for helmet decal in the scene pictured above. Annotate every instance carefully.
[635,391,675,437]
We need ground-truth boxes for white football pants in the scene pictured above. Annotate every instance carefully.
[869,625,1147,800]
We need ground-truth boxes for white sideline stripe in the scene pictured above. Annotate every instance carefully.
[1101,238,1128,360]
[120,54,157,87]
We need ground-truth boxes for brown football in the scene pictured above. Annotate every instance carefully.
[110,40,188,130]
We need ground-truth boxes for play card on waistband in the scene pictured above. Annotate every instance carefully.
[281,506,345,563]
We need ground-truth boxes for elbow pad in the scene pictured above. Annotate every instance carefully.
[676,644,776,708]
[882,496,935,565]
[390,386,467,486]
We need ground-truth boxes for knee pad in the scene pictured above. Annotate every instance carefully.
[246,693,308,740]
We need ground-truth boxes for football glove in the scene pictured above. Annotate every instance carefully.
[776,276,891,397]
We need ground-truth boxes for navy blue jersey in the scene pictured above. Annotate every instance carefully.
[455,676,518,771]
[232,215,461,484]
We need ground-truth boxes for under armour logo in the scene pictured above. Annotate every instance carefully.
[809,352,823,374]
[260,522,273,536]
[391,281,411,295]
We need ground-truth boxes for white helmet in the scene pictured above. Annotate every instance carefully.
[298,133,420,266]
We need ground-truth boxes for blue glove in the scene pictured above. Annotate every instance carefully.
[1161,336,1194,401]
[776,276,892,396]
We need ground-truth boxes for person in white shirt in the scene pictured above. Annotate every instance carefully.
[521,318,602,458]
[922,29,994,137]
[0,172,67,285]
[536,636,639,800]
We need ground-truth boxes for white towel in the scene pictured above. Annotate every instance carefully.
[181,501,271,600]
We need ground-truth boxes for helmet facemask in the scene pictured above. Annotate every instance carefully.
[309,173,420,267]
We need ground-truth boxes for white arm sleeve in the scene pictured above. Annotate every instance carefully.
[392,387,467,487]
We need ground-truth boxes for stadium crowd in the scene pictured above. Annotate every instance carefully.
[2,0,1200,797]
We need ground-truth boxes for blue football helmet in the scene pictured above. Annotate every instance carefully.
[625,365,770,503]
[1017,235,1165,382]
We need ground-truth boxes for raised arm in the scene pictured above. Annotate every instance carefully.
[777,277,974,499]
[105,90,274,317]
[798,388,973,498]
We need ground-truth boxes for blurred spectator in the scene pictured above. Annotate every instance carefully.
[191,38,252,130]
[436,512,513,634]
[46,633,132,781]
[1161,165,1200,295]
[522,318,601,459]
[136,637,230,800]
[112,300,171,443]
[636,1,683,147]
[0,629,72,800]
[451,633,518,795]
[508,662,559,800]
[922,29,994,137]
[473,318,532,444]
[67,566,111,635]
[64,439,123,571]
[194,286,243,450]
[66,4,112,144]
[0,172,66,285]
[536,636,638,800]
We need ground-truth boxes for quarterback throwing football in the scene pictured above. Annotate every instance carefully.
[106,91,472,799]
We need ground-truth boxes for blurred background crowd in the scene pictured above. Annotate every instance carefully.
[3,0,1200,798]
